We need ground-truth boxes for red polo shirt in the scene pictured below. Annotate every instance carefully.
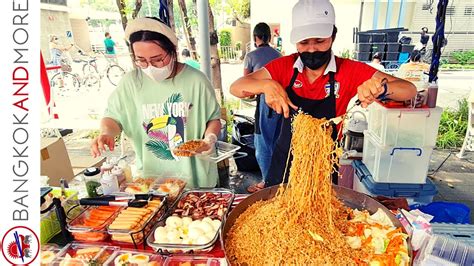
[264,53,378,117]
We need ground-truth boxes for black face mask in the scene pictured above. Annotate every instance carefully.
[299,49,332,70]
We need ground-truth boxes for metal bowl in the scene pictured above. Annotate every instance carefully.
[220,185,411,264]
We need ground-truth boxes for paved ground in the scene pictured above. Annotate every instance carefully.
[44,62,474,224]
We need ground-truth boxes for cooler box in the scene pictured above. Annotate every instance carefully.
[352,160,437,205]
[363,131,433,183]
[367,102,443,147]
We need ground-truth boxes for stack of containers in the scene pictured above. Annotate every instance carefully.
[353,102,443,205]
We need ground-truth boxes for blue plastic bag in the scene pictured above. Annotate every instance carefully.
[413,201,471,224]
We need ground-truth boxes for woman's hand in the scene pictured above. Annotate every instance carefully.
[263,80,298,118]
[356,76,386,108]
[91,133,116,157]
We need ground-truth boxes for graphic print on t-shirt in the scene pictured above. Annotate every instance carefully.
[142,93,192,160]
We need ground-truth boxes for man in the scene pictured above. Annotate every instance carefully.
[104,32,117,63]
[230,0,416,187]
[273,28,283,53]
[182,48,201,70]
[243,22,282,193]
[420,27,429,49]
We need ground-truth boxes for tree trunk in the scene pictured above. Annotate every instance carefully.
[207,2,224,105]
[167,0,176,32]
[132,0,143,19]
[177,0,198,60]
[116,0,128,31]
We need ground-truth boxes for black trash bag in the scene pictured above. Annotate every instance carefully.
[231,114,261,172]
[399,36,412,45]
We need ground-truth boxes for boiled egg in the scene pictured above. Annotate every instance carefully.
[198,220,214,234]
[165,216,182,228]
[195,235,212,245]
[129,254,150,265]
[40,251,55,264]
[188,227,205,240]
[211,219,222,231]
[114,253,132,265]
[181,216,192,226]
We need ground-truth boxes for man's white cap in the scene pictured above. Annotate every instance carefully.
[290,0,336,44]
[125,17,178,46]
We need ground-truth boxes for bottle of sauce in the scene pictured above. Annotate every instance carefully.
[100,161,114,175]
[112,166,125,185]
[100,173,119,195]
[118,160,133,182]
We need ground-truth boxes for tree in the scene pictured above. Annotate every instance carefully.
[207,1,224,105]
[224,0,250,24]
[115,0,143,31]
[177,0,198,60]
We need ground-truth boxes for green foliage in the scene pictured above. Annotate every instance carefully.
[340,49,353,59]
[224,0,250,22]
[80,0,118,12]
[219,29,232,47]
[235,41,242,51]
[450,50,474,65]
[436,98,469,149]
[440,64,474,70]
[223,99,241,142]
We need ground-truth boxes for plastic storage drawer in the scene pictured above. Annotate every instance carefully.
[352,160,437,205]
[362,131,434,184]
[367,102,443,147]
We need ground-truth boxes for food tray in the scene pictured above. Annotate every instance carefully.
[120,177,156,194]
[149,178,187,203]
[165,255,224,266]
[104,249,166,265]
[40,244,62,266]
[67,206,122,242]
[53,242,119,265]
[175,141,240,163]
[147,188,234,253]
[107,195,167,248]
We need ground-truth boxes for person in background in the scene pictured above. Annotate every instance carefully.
[91,17,221,188]
[420,27,429,49]
[49,34,73,66]
[368,52,385,72]
[182,48,201,70]
[244,22,282,193]
[104,32,118,63]
[273,28,283,53]
[230,0,416,187]
[397,50,430,90]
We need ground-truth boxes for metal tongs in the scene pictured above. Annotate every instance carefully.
[79,193,153,208]
[328,78,390,125]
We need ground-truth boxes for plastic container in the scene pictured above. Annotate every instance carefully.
[147,188,234,253]
[84,167,102,198]
[53,243,119,265]
[385,52,400,61]
[362,131,434,184]
[149,177,187,203]
[386,43,400,52]
[101,161,115,175]
[356,43,371,52]
[112,167,125,185]
[40,244,62,266]
[357,32,371,43]
[118,160,133,183]
[414,235,474,266]
[67,205,122,242]
[352,160,437,205]
[101,173,120,195]
[40,188,79,244]
[370,33,386,43]
[367,102,443,147]
[104,249,165,265]
[386,31,400,42]
[165,256,223,266]
[371,43,386,53]
[182,141,241,163]
[431,223,474,247]
[356,52,371,62]
[401,44,415,53]
[107,195,167,247]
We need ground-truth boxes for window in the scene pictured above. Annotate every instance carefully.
[465,7,474,16]
[40,0,67,5]
[446,6,456,16]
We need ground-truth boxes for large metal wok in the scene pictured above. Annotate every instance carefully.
[221,185,412,264]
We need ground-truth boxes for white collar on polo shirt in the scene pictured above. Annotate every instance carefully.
[293,51,337,75]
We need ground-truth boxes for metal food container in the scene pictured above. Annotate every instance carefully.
[147,188,234,253]
[221,185,412,264]
[53,242,119,265]
[107,195,167,248]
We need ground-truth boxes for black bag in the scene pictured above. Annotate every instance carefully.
[231,114,261,172]
[399,36,412,45]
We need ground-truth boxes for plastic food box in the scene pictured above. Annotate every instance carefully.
[40,244,62,266]
[67,205,122,242]
[362,130,433,184]
[53,242,119,265]
[352,160,437,205]
[104,249,165,265]
[149,178,187,203]
[175,141,240,163]
[147,188,234,253]
[165,256,223,266]
[367,102,442,147]
[414,235,474,266]
[107,195,167,247]
[431,223,474,247]
[40,187,79,244]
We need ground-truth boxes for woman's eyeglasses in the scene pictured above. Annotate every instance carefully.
[134,54,169,69]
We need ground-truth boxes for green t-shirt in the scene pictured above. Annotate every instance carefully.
[104,65,221,188]
[104,38,116,54]
[184,59,201,70]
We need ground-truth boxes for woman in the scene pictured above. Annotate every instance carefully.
[91,17,222,188]
[49,35,73,66]
[230,0,416,187]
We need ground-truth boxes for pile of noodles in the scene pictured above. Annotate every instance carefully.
[225,114,370,265]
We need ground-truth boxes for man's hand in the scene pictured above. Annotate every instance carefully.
[357,76,387,108]
[91,133,116,157]
[263,80,298,118]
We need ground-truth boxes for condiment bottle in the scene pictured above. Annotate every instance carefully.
[118,160,133,182]
[83,167,102,198]
[112,166,125,185]
[100,161,114,175]
[100,173,119,195]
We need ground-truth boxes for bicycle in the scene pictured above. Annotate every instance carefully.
[77,49,126,87]
[48,55,81,97]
